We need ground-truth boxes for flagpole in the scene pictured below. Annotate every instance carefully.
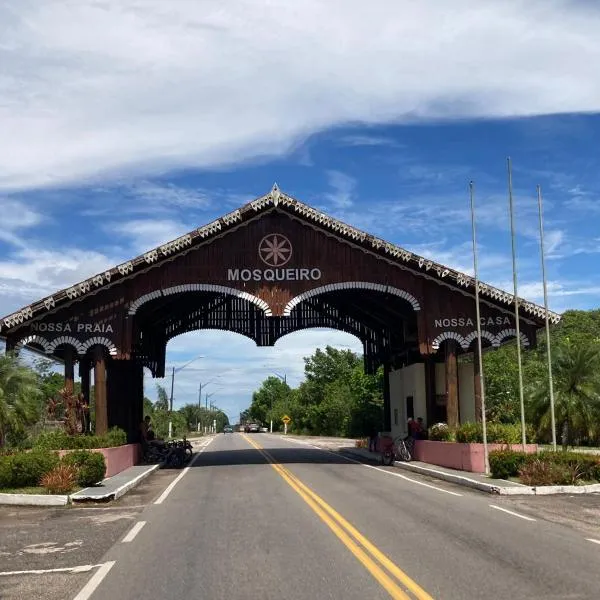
[536,185,557,451]
[507,157,527,451]
[470,181,490,475]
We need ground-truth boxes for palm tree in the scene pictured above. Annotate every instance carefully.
[0,353,43,447]
[528,341,600,449]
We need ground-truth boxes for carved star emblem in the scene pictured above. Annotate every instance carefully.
[259,234,292,267]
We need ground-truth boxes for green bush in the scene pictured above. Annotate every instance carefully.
[518,459,579,486]
[103,427,127,447]
[486,422,522,444]
[62,451,106,487]
[429,423,454,441]
[455,422,482,443]
[0,456,13,488]
[538,451,600,482]
[34,428,127,450]
[489,449,528,479]
[0,450,60,488]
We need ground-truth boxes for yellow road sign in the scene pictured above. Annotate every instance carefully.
[282,415,291,424]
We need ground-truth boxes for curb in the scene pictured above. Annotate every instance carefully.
[71,463,161,502]
[340,447,600,496]
[0,493,70,506]
[0,463,161,507]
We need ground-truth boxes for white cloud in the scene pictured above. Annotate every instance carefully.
[338,135,400,147]
[108,218,192,254]
[2,0,600,191]
[0,246,121,315]
[0,198,45,247]
[323,170,356,209]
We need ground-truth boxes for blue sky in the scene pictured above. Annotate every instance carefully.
[1,1,599,422]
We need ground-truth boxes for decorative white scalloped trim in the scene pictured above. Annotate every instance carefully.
[14,335,52,354]
[0,185,561,332]
[48,336,86,355]
[462,330,497,348]
[495,328,530,348]
[432,328,531,351]
[127,284,272,317]
[282,282,421,316]
[82,336,118,356]
[431,331,468,351]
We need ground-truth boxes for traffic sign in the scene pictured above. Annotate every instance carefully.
[282,415,291,424]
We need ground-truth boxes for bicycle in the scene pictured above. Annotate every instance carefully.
[380,435,413,466]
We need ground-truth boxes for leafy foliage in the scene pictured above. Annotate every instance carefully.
[483,309,600,446]
[0,354,44,447]
[489,448,600,484]
[429,423,454,441]
[0,450,60,488]
[488,450,528,479]
[34,427,127,450]
[246,346,383,437]
[40,463,78,494]
[62,450,106,486]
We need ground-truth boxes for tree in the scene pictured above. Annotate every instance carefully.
[528,341,600,449]
[249,377,291,429]
[155,384,169,411]
[0,354,43,447]
[244,346,383,438]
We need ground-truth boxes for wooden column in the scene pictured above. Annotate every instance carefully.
[473,345,483,423]
[383,361,391,432]
[424,356,436,427]
[64,347,75,394]
[94,346,108,435]
[445,341,459,428]
[80,359,90,404]
[5,336,16,355]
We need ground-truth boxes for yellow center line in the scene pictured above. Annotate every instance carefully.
[241,434,434,600]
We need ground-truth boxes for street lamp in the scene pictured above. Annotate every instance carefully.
[168,354,205,438]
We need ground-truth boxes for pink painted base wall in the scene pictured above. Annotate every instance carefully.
[58,444,141,478]
[412,440,538,473]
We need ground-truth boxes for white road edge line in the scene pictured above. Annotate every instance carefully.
[489,504,536,521]
[586,538,600,545]
[154,436,215,505]
[72,561,116,600]
[121,520,146,543]
[281,436,463,497]
[0,564,100,577]
[361,463,463,497]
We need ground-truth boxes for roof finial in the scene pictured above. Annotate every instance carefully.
[271,182,281,205]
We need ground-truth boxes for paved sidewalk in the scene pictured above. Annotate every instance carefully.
[341,447,527,494]
[71,463,160,502]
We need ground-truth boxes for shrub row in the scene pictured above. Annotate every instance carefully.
[0,449,106,491]
[489,449,600,485]
[428,422,533,444]
[33,427,127,450]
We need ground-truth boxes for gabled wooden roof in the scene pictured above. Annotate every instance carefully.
[0,184,560,335]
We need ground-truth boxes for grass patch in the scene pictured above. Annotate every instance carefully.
[0,486,49,494]
[0,485,82,495]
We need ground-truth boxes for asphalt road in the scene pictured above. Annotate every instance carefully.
[59,433,600,600]
[3,434,600,599]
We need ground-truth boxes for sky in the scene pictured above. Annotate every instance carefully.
[1,0,599,422]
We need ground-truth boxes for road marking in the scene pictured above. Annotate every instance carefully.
[0,564,99,576]
[489,504,536,521]
[350,457,463,497]
[242,434,433,600]
[586,538,600,545]
[72,561,116,600]
[121,521,146,543]
[282,437,463,498]
[154,436,214,505]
